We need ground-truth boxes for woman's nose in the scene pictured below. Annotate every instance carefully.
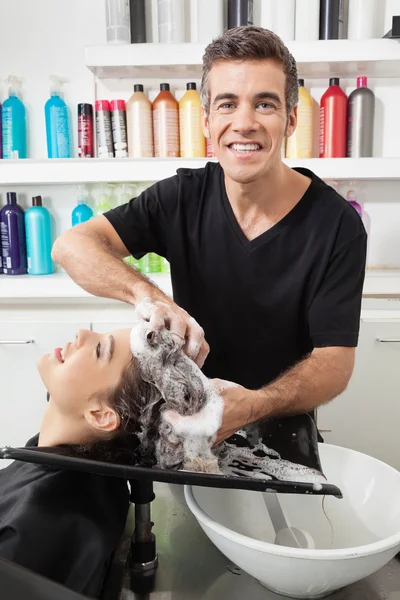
[75,328,91,348]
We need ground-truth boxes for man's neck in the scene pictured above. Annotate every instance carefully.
[38,400,92,447]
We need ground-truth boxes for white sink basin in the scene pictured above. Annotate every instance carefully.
[184,444,400,598]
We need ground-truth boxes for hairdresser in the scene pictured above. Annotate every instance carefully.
[52,26,367,444]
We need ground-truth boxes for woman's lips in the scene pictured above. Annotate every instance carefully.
[54,347,63,363]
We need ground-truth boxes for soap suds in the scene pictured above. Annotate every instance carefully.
[130,306,327,486]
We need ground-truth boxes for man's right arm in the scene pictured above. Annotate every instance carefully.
[52,216,209,366]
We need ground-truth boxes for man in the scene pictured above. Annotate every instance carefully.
[52,26,367,444]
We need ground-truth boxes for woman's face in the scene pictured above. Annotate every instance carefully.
[37,328,133,417]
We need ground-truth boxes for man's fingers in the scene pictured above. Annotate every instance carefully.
[167,314,188,346]
[195,340,210,368]
[184,318,205,361]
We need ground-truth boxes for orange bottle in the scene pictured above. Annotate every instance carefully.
[152,83,180,158]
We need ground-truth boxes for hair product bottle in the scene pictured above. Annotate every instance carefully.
[190,0,224,43]
[95,185,114,216]
[319,0,344,39]
[348,0,376,39]
[95,100,114,158]
[0,192,27,275]
[179,82,206,158]
[105,0,131,44]
[77,103,94,158]
[110,99,128,158]
[25,196,53,275]
[346,185,363,217]
[319,78,347,158]
[259,0,295,41]
[153,83,180,158]
[126,84,154,157]
[45,76,71,159]
[347,77,375,157]
[129,0,146,42]
[286,79,313,159]
[71,187,94,226]
[2,76,27,159]
[227,0,253,28]
[157,0,186,43]
[295,0,320,40]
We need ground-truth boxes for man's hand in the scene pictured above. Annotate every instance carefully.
[135,296,209,368]
[210,379,255,444]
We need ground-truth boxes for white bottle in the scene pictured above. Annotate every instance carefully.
[105,0,131,44]
[295,0,320,41]
[347,0,377,39]
[157,0,186,43]
[190,0,224,44]
[259,0,295,41]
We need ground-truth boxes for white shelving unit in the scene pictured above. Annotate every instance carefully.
[0,270,398,302]
[2,157,400,185]
[85,39,400,79]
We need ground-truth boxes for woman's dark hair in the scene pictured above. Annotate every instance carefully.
[200,25,299,117]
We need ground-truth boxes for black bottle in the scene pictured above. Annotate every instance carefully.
[129,0,146,43]
[319,0,344,39]
[227,0,254,29]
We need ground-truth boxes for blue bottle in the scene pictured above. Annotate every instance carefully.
[0,192,27,275]
[25,196,54,275]
[45,76,71,159]
[72,187,93,226]
[2,76,27,159]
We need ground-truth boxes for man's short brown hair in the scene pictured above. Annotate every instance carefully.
[200,26,299,117]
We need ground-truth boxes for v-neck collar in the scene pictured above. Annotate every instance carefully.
[218,165,317,253]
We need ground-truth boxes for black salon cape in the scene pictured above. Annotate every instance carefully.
[0,436,130,597]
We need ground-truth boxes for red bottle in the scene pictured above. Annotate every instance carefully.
[77,103,94,158]
[319,77,347,158]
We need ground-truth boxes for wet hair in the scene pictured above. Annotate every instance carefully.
[200,25,298,117]
[74,327,213,470]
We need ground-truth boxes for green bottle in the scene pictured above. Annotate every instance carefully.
[140,253,161,273]
[94,185,113,216]
[161,257,170,273]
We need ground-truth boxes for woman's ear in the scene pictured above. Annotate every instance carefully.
[85,405,120,433]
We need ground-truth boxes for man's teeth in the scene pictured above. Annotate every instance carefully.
[230,143,261,151]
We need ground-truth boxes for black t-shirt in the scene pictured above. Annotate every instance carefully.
[0,436,130,596]
[105,162,367,389]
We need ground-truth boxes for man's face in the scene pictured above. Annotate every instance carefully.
[203,59,296,184]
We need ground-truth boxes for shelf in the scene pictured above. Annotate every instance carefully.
[2,158,400,186]
[0,272,172,303]
[0,270,399,303]
[85,39,400,80]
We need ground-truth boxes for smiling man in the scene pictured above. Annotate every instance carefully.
[53,26,367,443]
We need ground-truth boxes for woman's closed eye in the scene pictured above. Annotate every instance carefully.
[96,342,101,359]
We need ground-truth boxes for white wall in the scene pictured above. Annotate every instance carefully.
[1,0,400,269]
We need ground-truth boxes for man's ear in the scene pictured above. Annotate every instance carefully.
[285,105,298,138]
[201,105,210,138]
[85,406,120,433]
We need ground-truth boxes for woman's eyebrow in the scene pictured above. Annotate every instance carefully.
[107,335,115,363]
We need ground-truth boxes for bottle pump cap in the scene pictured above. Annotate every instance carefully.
[160,83,170,91]
[50,75,65,97]
[187,82,197,90]
[357,76,368,88]
[329,77,340,86]
[298,79,305,87]
[7,192,17,204]
[5,75,22,97]
[32,196,43,207]
[134,84,144,92]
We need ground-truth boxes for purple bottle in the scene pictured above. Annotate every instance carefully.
[0,192,28,275]
[0,103,2,159]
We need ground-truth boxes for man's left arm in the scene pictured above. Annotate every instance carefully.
[214,345,354,443]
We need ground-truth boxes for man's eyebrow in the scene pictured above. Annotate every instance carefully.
[212,93,239,106]
[107,335,115,363]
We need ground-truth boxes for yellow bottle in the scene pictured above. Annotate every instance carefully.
[179,82,206,158]
[286,79,313,159]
